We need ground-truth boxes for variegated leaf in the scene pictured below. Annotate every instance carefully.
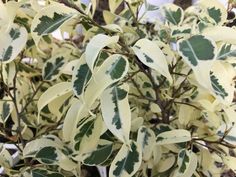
[73,115,103,156]
[31,2,77,49]
[175,149,198,177]
[72,54,92,98]
[85,34,119,71]
[0,24,27,63]
[42,55,67,80]
[37,82,73,122]
[101,83,131,144]
[162,3,184,26]
[0,100,13,123]
[177,35,217,89]
[109,141,142,177]
[217,44,236,60]
[199,0,227,25]
[132,38,172,83]
[137,126,156,161]
[156,129,191,145]
[82,143,113,166]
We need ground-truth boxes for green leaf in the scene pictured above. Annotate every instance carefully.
[217,44,236,60]
[83,144,113,165]
[110,141,142,177]
[43,56,65,80]
[207,7,221,24]
[210,73,228,99]
[35,147,58,164]
[177,35,216,66]
[33,12,73,35]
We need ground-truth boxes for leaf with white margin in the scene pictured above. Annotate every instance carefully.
[156,129,191,145]
[101,83,131,144]
[132,38,172,83]
[137,126,156,161]
[203,26,236,45]
[0,100,13,123]
[23,136,63,157]
[37,82,72,122]
[162,3,184,26]
[198,0,227,25]
[109,140,142,177]
[174,149,198,177]
[73,115,103,156]
[63,100,81,141]
[85,34,119,71]
[177,35,217,89]
[0,24,27,63]
[42,55,67,80]
[210,61,235,104]
[31,3,77,49]
[217,123,236,145]
[217,43,236,60]
[82,143,113,166]
[70,54,129,143]
[72,54,92,98]
[0,143,13,168]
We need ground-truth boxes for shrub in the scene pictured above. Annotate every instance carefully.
[0,0,236,176]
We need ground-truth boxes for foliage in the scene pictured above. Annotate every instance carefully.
[0,0,236,176]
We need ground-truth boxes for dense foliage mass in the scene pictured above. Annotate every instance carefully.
[0,0,236,176]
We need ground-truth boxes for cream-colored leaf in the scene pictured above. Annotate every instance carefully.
[132,38,172,83]
[156,129,191,145]
[85,34,119,71]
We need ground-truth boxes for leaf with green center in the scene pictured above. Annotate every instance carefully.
[162,4,183,25]
[0,101,13,123]
[101,83,131,144]
[207,7,221,24]
[177,35,216,66]
[210,61,234,104]
[31,3,76,50]
[35,147,58,164]
[68,54,129,144]
[217,44,236,60]
[43,56,66,81]
[33,12,72,35]
[176,149,198,176]
[0,24,27,63]
[73,115,103,155]
[109,141,141,177]
[132,38,172,83]
[83,144,113,166]
[137,126,156,161]
[210,74,228,99]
